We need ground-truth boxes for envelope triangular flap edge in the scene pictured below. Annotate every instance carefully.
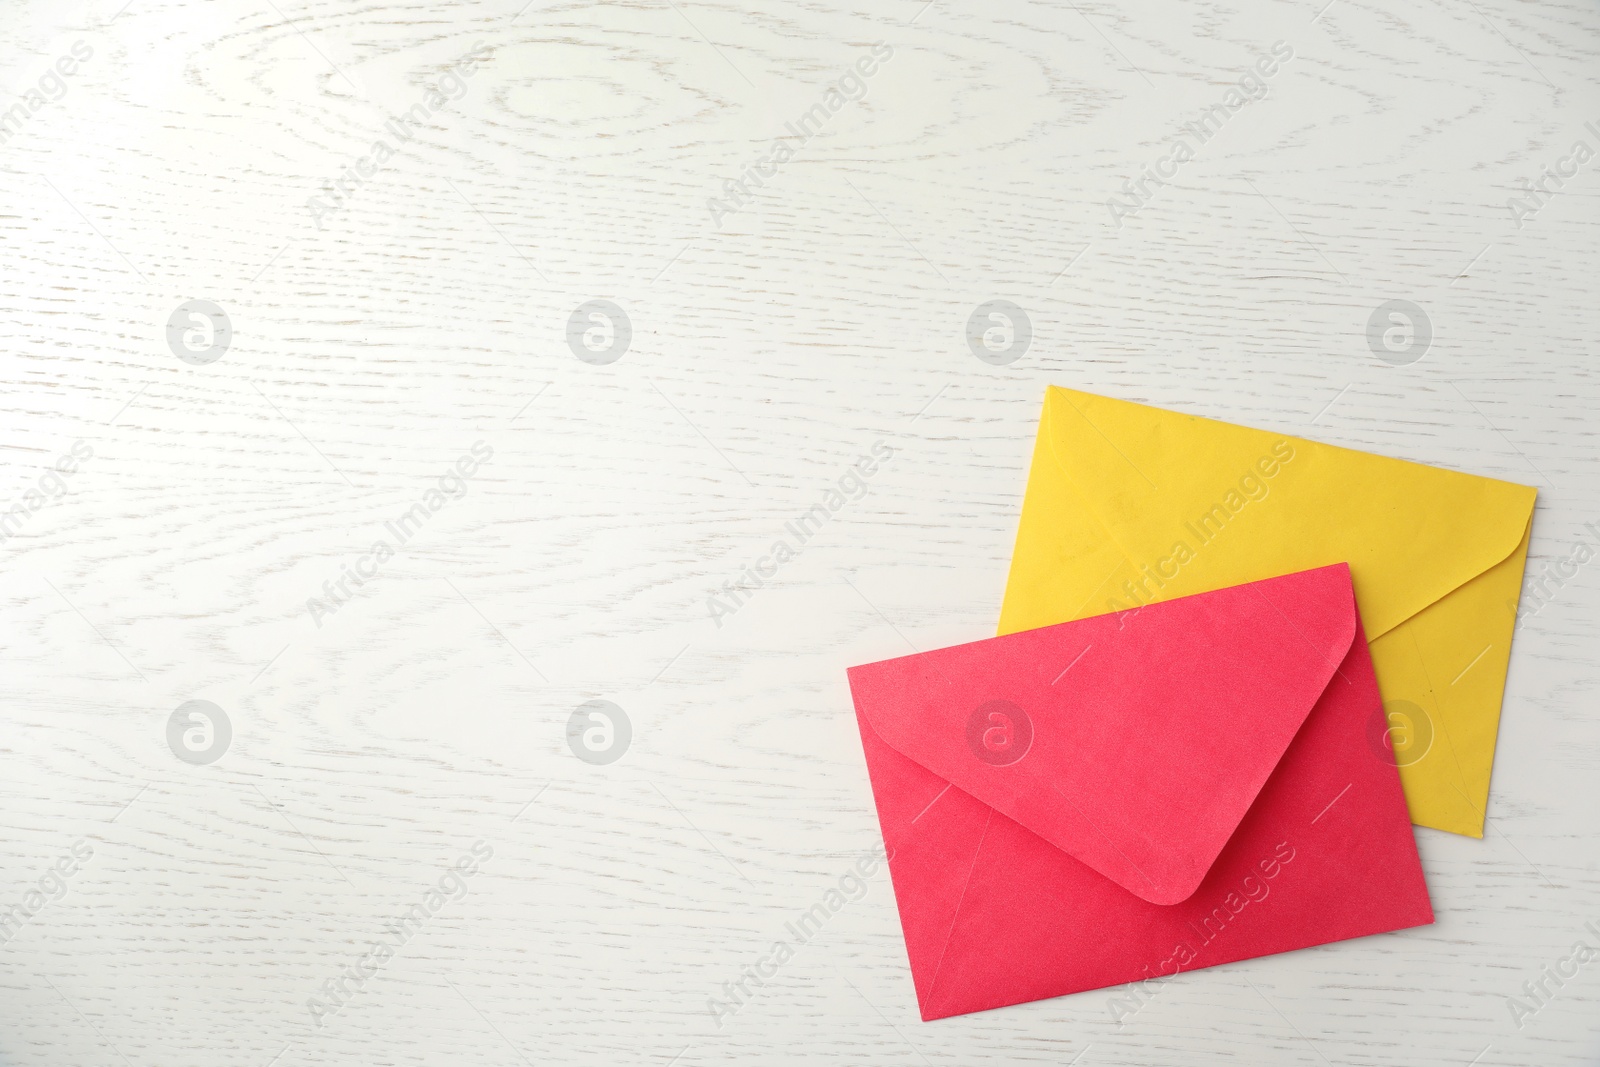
[1039,386,1537,640]
[849,565,1359,906]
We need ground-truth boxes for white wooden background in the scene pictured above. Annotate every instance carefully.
[1,0,1597,1062]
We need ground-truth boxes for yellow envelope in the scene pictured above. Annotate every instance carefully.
[999,386,1537,838]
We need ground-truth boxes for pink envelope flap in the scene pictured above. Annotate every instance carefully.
[847,564,1358,905]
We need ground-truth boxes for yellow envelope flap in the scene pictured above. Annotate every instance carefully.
[1015,387,1536,640]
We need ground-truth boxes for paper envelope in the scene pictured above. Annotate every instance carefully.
[848,564,1433,1021]
[999,386,1537,838]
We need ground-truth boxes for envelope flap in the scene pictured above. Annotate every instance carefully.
[848,564,1357,905]
[1030,387,1536,640]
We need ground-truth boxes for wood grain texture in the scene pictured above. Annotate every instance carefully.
[0,0,1597,1062]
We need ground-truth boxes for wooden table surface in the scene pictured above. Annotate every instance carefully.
[2,0,1597,1062]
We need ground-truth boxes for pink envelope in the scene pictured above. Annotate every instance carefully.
[847,563,1433,1020]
